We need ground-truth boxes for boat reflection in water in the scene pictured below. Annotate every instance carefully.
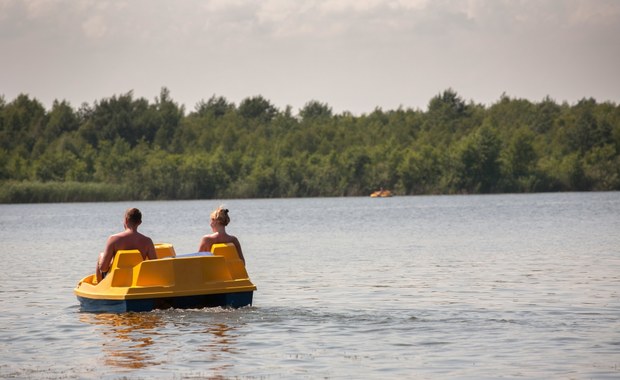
[194,321,237,372]
[79,311,238,374]
[80,312,163,369]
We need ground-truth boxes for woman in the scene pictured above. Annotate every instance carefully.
[199,206,246,264]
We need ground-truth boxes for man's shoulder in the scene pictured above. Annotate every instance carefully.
[137,232,153,241]
[107,232,124,244]
[110,229,133,238]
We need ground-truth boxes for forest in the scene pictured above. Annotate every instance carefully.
[1,88,619,203]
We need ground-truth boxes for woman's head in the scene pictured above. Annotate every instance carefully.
[210,206,230,227]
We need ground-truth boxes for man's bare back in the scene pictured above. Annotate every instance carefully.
[96,208,157,282]
[104,230,156,261]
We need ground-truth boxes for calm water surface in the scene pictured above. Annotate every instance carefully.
[0,193,619,379]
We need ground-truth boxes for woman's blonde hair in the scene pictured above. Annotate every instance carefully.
[211,206,230,226]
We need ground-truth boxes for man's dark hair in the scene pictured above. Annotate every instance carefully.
[125,208,142,224]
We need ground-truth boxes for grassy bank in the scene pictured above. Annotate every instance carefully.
[0,181,135,203]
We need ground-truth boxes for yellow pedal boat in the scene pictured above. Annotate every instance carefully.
[370,189,393,197]
[74,243,256,312]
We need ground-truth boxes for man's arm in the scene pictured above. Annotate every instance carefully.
[95,256,103,283]
[99,236,116,273]
[145,238,157,260]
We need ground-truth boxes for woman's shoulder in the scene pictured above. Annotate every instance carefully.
[200,233,217,243]
[217,233,238,245]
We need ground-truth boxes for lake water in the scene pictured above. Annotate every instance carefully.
[0,192,619,379]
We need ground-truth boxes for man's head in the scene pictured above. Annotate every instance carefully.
[125,208,142,227]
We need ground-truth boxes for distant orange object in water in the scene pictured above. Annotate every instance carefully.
[370,189,393,197]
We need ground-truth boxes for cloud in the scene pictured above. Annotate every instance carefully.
[82,14,107,39]
[1,0,619,113]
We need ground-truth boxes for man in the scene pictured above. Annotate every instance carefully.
[96,208,157,282]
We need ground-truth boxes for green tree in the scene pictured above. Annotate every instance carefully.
[33,149,80,182]
[153,87,185,150]
[299,100,332,121]
[44,100,79,140]
[455,126,502,193]
[428,88,467,117]
[177,153,230,199]
[136,150,183,199]
[532,96,561,133]
[423,89,478,144]
[0,149,8,180]
[94,138,145,184]
[565,98,612,154]
[340,148,371,195]
[193,96,234,118]
[397,145,441,194]
[558,153,589,191]
[238,96,277,122]
[0,94,46,152]
[501,128,538,191]
[2,90,620,202]
[583,144,620,190]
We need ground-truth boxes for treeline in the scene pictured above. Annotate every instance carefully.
[1,88,619,203]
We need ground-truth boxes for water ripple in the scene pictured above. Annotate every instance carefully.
[1,193,620,378]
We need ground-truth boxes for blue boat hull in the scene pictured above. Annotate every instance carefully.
[77,291,253,313]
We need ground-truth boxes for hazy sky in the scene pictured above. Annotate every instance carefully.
[1,0,619,115]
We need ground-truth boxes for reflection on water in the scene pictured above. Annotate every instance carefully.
[79,309,240,374]
[195,322,237,374]
[80,312,164,369]
[2,193,619,378]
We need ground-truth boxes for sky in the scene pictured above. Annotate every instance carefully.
[1,0,619,115]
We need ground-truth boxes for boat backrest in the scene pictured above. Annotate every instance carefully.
[111,249,143,270]
[211,243,249,279]
[134,259,175,286]
[155,243,176,259]
[110,243,176,271]
[211,243,239,260]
